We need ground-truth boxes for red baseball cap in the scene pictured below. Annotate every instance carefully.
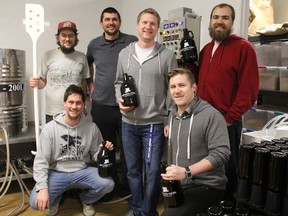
[57,20,77,34]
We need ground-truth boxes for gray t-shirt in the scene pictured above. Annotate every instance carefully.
[40,49,90,115]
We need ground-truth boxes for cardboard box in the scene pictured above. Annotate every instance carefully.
[259,68,279,90]
[281,41,288,66]
[254,43,282,66]
[280,68,288,92]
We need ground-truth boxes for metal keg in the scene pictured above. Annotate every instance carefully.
[0,48,26,138]
[0,107,23,137]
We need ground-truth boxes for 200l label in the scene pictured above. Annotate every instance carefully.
[0,83,24,92]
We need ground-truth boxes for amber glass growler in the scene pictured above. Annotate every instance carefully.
[160,161,184,207]
[97,141,112,177]
[180,28,198,64]
[121,73,137,107]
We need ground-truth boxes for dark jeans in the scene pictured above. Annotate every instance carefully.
[91,101,129,193]
[161,185,225,216]
[224,120,242,201]
[122,122,164,216]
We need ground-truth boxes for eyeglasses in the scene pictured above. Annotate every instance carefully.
[60,33,76,39]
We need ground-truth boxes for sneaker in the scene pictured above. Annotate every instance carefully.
[46,205,59,216]
[123,210,133,216]
[124,209,141,216]
[82,203,96,216]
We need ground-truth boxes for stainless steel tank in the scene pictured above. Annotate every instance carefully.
[0,48,27,138]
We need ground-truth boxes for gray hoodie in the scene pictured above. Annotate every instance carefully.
[33,112,103,191]
[168,98,230,190]
[115,42,178,125]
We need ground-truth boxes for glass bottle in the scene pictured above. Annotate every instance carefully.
[280,137,288,144]
[160,161,184,207]
[220,200,234,214]
[97,141,112,177]
[267,151,286,193]
[265,145,280,152]
[233,207,249,216]
[180,28,198,64]
[237,143,255,199]
[121,73,137,107]
[207,206,222,216]
[238,144,255,181]
[271,138,286,145]
[251,147,270,187]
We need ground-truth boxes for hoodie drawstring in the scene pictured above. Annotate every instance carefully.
[187,114,194,160]
[127,52,131,71]
[157,53,161,75]
[168,117,172,163]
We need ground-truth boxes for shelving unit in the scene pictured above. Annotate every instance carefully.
[237,34,288,216]
[243,34,288,131]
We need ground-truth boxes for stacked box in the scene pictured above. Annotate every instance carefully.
[254,43,282,66]
[281,41,288,66]
[259,68,279,90]
[280,68,288,92]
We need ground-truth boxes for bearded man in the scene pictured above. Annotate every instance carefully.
[197,3,259,201]
[29,20,90,123]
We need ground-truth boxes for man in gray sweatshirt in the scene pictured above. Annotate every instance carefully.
[161,68,230,216]
[114,8,178,216]
[29,85,114,216]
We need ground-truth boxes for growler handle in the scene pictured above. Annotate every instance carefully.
[188,30,194,39]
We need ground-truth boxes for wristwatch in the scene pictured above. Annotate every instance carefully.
[185,166,193,179]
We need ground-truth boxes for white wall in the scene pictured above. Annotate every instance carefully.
[272,0,288,23]
[0,0,122,121]
[0,0,248,121]
[121,0,247,48]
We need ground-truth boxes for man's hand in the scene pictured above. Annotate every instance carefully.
[29,76,46,89]
[99,141,114,151]
[29,76,40,88]
[164,125,169,138]
[35,188,49,211]
[118,98,135,112]
[161,165,186,181]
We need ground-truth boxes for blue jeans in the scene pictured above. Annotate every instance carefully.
[29,167,114,209]
[122,122,164,216]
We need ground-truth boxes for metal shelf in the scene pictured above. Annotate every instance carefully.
[257,90,288,106]
[259,90,288,97]
[249,33,288,44]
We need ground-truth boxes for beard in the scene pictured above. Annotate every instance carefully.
[60,45,75,54]
[104,27,119,36]
[209,24,232,42]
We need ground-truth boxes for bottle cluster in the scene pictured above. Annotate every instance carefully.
[236,137,288,216]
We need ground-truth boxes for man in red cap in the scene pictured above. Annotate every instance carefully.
[29,20,90,123]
